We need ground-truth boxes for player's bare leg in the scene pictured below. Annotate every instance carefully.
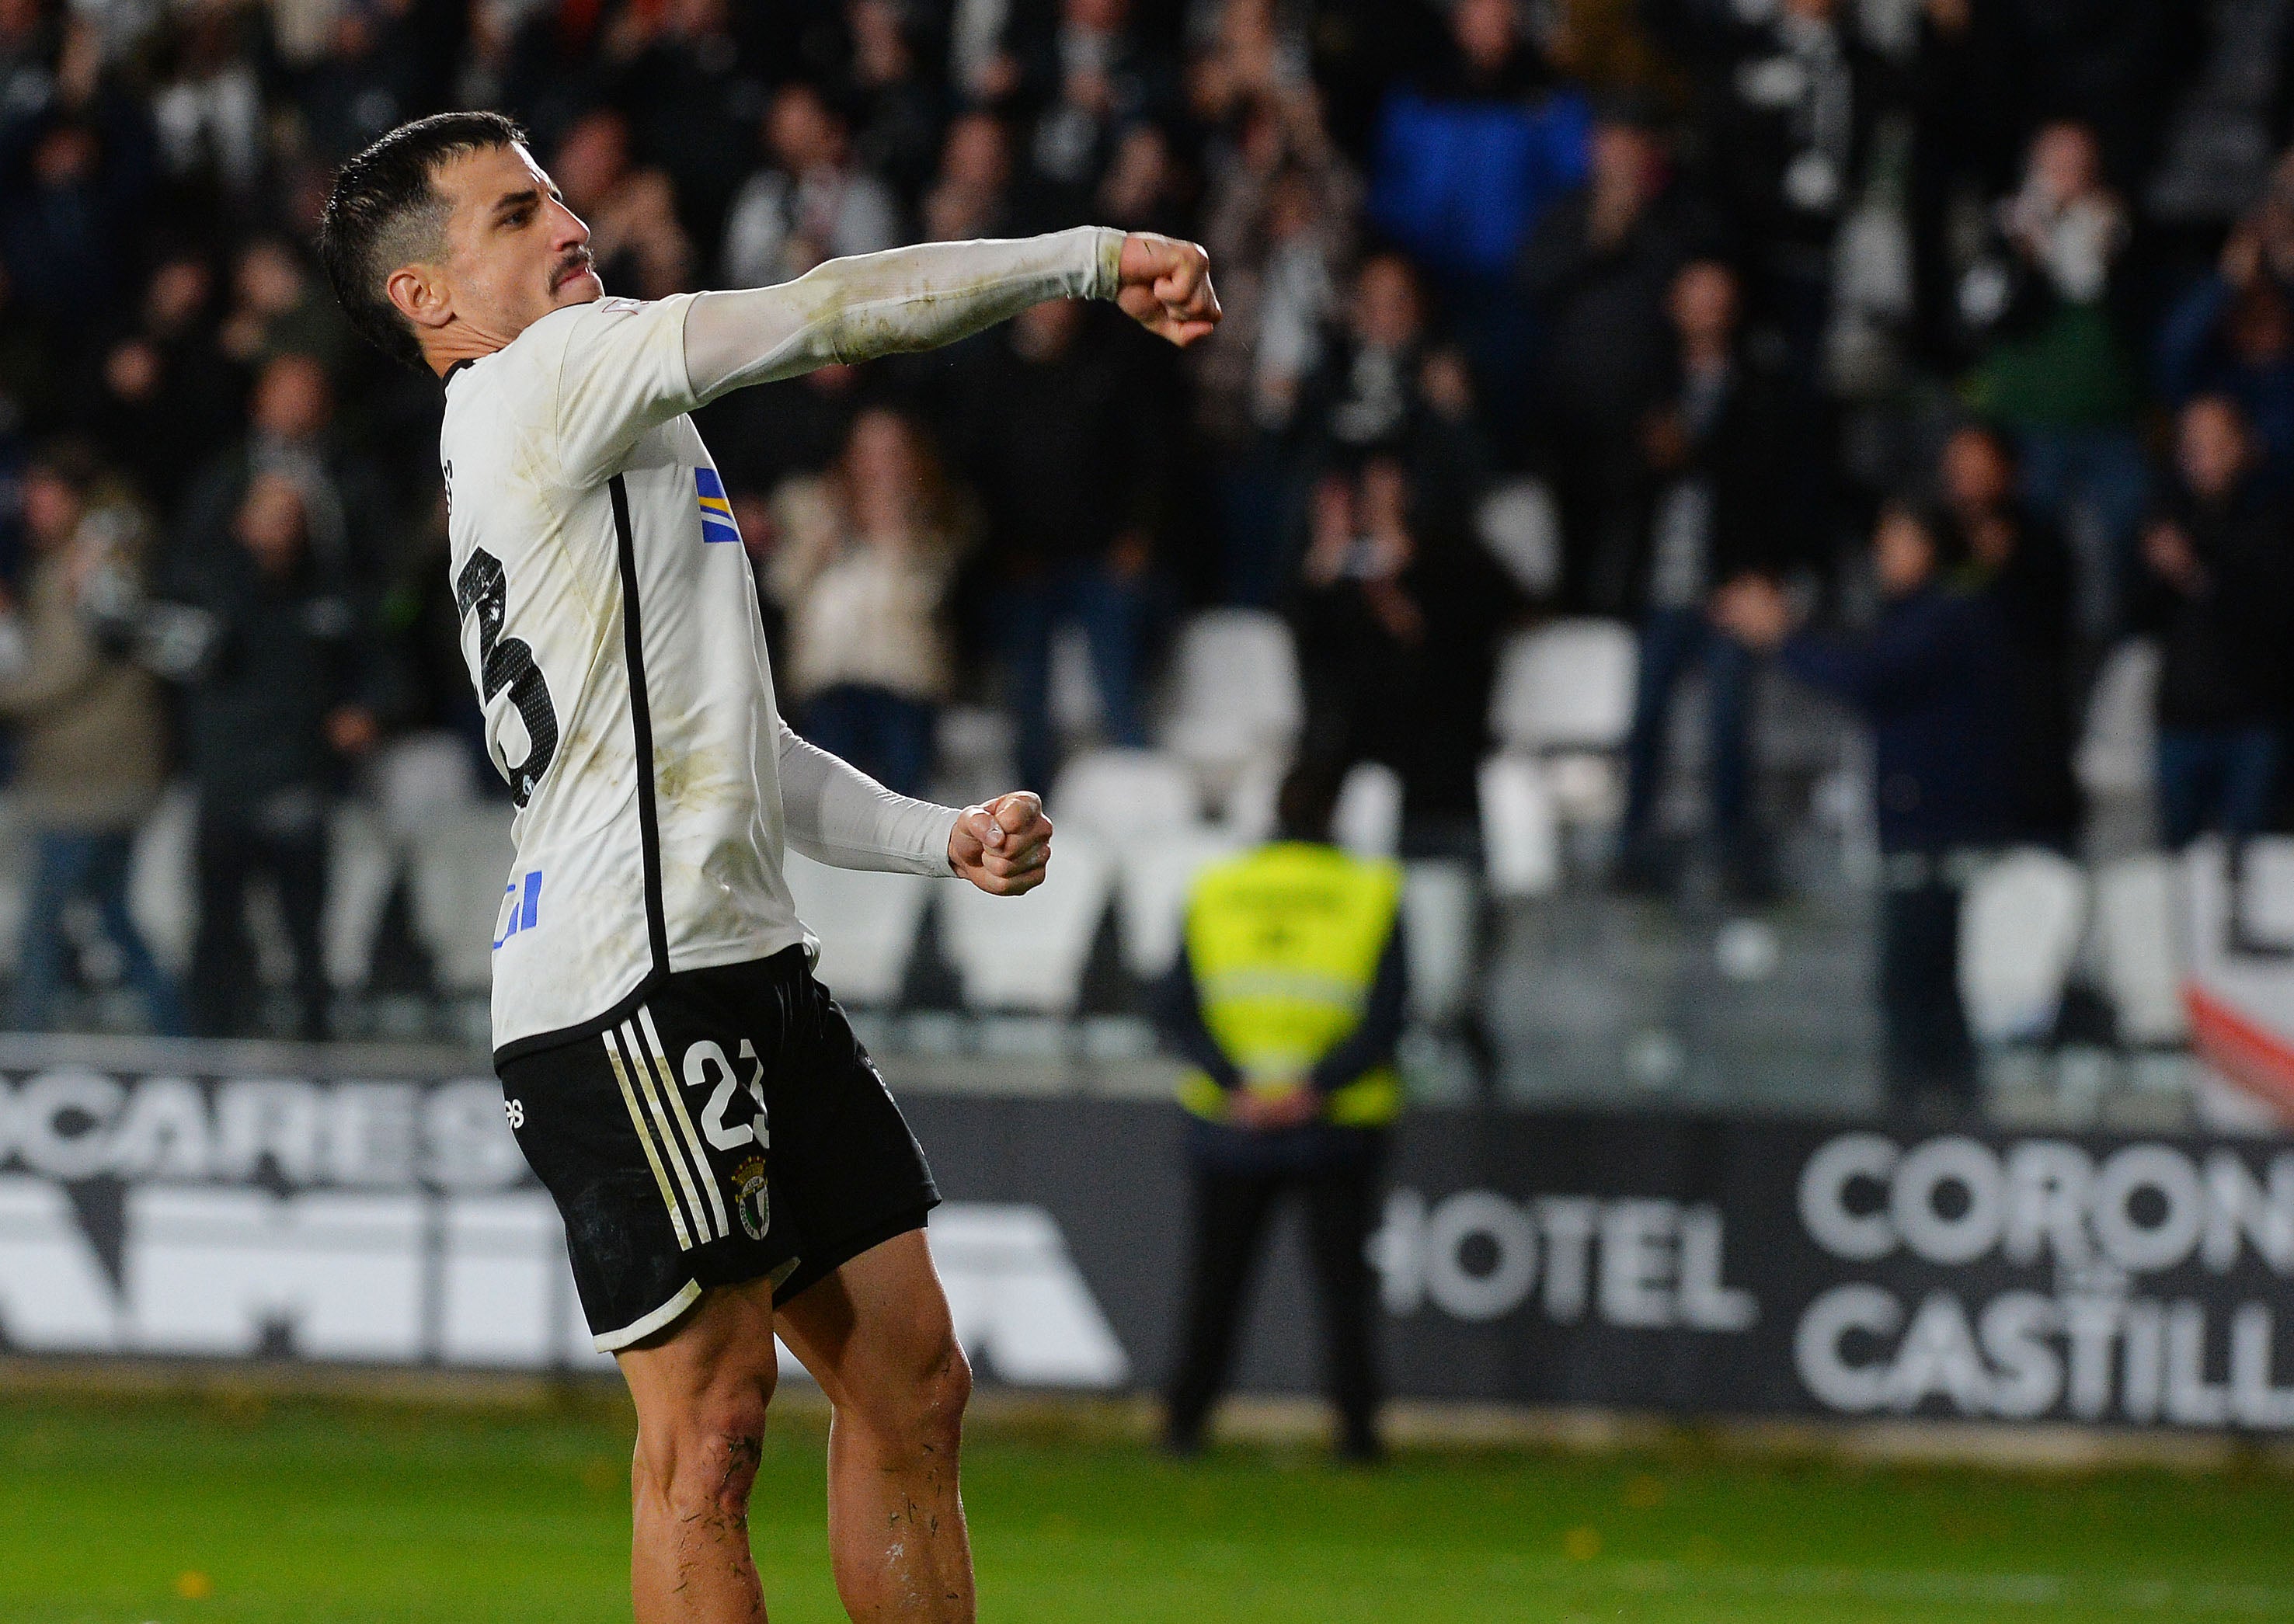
[618,1278,782,1623]
[777,1229,976,1622]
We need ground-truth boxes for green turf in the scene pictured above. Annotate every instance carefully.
[2,1391,2292,1622]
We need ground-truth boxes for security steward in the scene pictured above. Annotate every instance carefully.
[1155,760,1407,1462]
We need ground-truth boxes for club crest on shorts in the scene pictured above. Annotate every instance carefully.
[730,1155,770,1240]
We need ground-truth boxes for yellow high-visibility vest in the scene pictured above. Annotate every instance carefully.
[1175,840,1404,1128]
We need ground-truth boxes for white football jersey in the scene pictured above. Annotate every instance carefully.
[442,294,953,1059]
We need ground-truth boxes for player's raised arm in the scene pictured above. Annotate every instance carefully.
[681,228,1220,403]
[775,720,1053,896]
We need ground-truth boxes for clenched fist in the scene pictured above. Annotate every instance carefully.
[949,791,1053,895]
[1116,232,1220,347]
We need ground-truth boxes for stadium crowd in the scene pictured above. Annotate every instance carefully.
[0,0,2289,1048]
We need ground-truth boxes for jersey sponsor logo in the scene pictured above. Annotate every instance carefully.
[493,871,543,951]
[694,467,740,544]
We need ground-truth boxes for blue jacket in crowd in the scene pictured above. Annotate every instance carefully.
[1779,585,2018,854]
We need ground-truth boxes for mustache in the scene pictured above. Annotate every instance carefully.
[548,247,595,290]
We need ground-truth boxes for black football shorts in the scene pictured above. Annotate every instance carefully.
[497,946,938,1351]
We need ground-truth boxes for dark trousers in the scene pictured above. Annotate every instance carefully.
[190,807,329,1041]
[1164,1141,1384,1454]
[994,561,1150,791]
[802,683,938,798]
[15,829,183,1034]
[1621,607,1755,865]
[1881,867,1976,1115]
[2157,724,2282,850]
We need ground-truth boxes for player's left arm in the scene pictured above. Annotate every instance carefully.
[775,721,1050,895]
[681,227,1220,404]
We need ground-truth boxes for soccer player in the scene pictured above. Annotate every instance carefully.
[317,112,1217,1622]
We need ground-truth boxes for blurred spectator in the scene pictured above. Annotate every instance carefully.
[1906,0,2024,365]
[148,5,266,215]
[1192,89,1352,602]
[1368,0,1588,401]
[922,110,1015,242]
[1157,759,1405,1464]
[1294,457,1424,787]
[2134,395,2294,850]
[723,82,900,290]
[1697,0,1885,388]
[85,254,243,513]
[1296,251,1432,459]
[1369,0,1585,284]
[0,440,179,1034]
[2157,200,2294,489]
[1095,120,1189,238]
[288,0,462,165]
[166,471,385,1040]
[1962,121,2144,642]
[176,351,395,585]
[843,0,948,206]
[1193,92,1352,436]
[1293,448,1508,829]
[551,107,694,303]
[1519,106,1694,608]
[1719,501,2015,1118]
[1005,0,1176,229]
[1614,260,1794,896]
[0,113,141,327]
[954,297,1165,790]
[769,408,965,798]
[216,237,353,374]
[1941,423,2080,849]
[610,0,759,253]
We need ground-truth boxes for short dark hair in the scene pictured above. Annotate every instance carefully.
[318,110,526,370]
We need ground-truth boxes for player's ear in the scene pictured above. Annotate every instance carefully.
[385,263,452,332]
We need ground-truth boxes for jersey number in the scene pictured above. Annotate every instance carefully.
[455,548,559,806]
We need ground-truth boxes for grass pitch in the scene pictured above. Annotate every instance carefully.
[2,1389,2292,1622]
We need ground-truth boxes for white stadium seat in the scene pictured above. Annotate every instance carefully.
[1333,760,1404,859]
[1475,476,1562,599]
[1111,826,1244,982]
[1958,848,2088,1045]
[938,832,1114,1013]
[1161,609,1303,781]
[1402,860,1478,1025]
[2094,853,2188,1045]
[783,854,934,1007]
[1050,748,1199,841]
[409,807,517,994]
[323,801,398,991]
[1478,753,1561,898]
[2076,638,2160,801]
[1487,619,1638,754]
[374,730,479,838]
[126,783,197,975]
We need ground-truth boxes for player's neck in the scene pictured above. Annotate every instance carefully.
[425,324,511,378]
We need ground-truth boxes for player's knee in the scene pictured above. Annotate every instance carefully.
[639,1387,771,1522]
[903,1328,973,1452]
[931,1330,973,1420]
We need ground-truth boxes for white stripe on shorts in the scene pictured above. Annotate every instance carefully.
[619,1016,719,1243]
[640,1005,732,1242]
[603,1024,694,1251]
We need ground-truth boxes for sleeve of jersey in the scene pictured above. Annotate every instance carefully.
[776,719,960,876]
[681,226,1126,403]
[550,293,705,487]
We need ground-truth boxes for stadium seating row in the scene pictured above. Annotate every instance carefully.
[0,609,2210,1061]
